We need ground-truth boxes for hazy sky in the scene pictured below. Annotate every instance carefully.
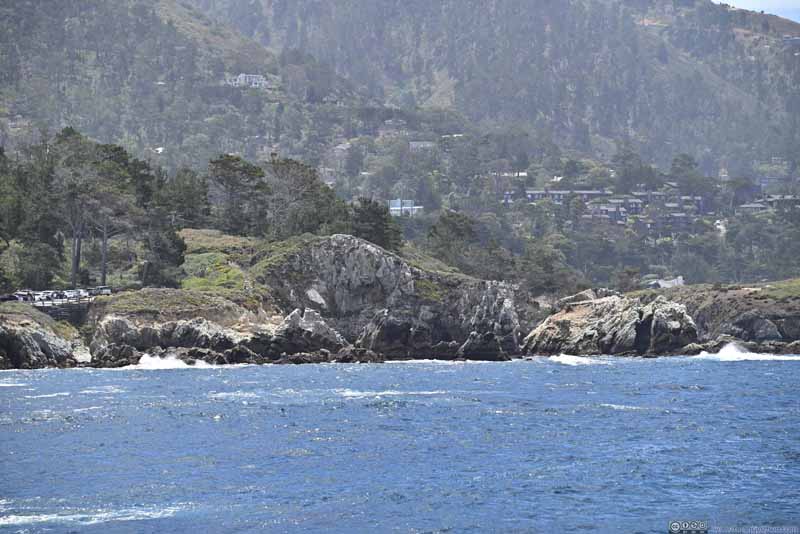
[714,0,800,21]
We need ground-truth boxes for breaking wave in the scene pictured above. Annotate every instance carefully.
[0,504,187,526]
[24,392,70,399]
[549,354,612,366]
[131,355,213,370]
[697,343,800,362]
[334,389,447,399]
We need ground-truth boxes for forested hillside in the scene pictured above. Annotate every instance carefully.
[1,0,800,297]
[188,0,800,174]
[0,0,367,170]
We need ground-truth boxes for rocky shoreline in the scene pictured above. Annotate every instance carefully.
[2,235,800,369]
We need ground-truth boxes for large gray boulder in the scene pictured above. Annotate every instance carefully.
[523,292,698,356]
[271,308,348,354]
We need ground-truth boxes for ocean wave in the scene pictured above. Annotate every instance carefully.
[549,354,612,366]
[130,355,213,370]
[0,504,186,526]
[697,343,800,362]
[0,383,28,387]
[334,388,447,399]
[23,392,70,399]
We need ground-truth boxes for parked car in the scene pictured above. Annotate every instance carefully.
[89,286,112,296]
[13,291,34,302]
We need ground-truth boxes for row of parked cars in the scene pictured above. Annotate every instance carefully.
[1,286,113,303]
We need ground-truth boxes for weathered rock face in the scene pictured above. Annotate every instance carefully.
[271,309,348,355]
[88,307,352,366]
[0,305,79,369]
[258,234,523,359]
[523,292,698,356]
[79,235,528,365]
[648,285,800,347]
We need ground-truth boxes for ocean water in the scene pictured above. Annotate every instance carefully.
[1,345,799,533]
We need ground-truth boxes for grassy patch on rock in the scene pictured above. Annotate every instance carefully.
[760,279,800,300]
[414,278,447,303]
[92,288,247,323]
[181,252,245,292]
[179,229,258,260]
[399,244,464,277]
[250,234,324,274]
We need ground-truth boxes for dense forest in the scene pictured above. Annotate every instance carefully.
[1,0,799,297]
[187,0,800,173]
[2,127,800,299]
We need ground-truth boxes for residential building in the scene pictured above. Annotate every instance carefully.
[738,202,769,215]
[225,73,270,89]
[389,199,424,217]
[409,141,437,152]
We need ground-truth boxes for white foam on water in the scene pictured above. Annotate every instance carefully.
[131,355,213,370]
[697,343,800,362]
[73,406,103,413]
[79,385,126,395]
[0,383,28,387]
[209,391,260,400]
[24,392,70,399]
[384,359,485,365]
[0,504,186,526]
[598,403,646,411]
[549,354,612,366]
[334,388,447,399]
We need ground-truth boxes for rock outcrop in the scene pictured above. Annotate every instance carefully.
[0,303,80,369]
[523,292,698,356]
[88,305,351,366]
[640,282,800,353]
[257,234,523,360]
[79,235,528,366]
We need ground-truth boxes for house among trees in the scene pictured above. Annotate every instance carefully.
[738,202,769,215]
[409,141,437,153]
[225,73,270,89]
[388,199,424,217]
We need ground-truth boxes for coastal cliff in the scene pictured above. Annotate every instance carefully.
[522,290,698,356]
[0,303,86,369]
[4,232,800,368]
[81,234,525,367]
[522,283,800,357]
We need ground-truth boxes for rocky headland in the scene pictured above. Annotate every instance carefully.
[3,231,800,368]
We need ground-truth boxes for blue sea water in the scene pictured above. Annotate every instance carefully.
[1,346,800,533]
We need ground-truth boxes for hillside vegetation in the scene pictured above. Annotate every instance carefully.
[189,0,800,171]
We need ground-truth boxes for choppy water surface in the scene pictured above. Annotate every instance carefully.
[2,346,799,533]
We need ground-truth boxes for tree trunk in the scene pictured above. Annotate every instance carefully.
[100,222,108,286]
[70,231,82,288]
